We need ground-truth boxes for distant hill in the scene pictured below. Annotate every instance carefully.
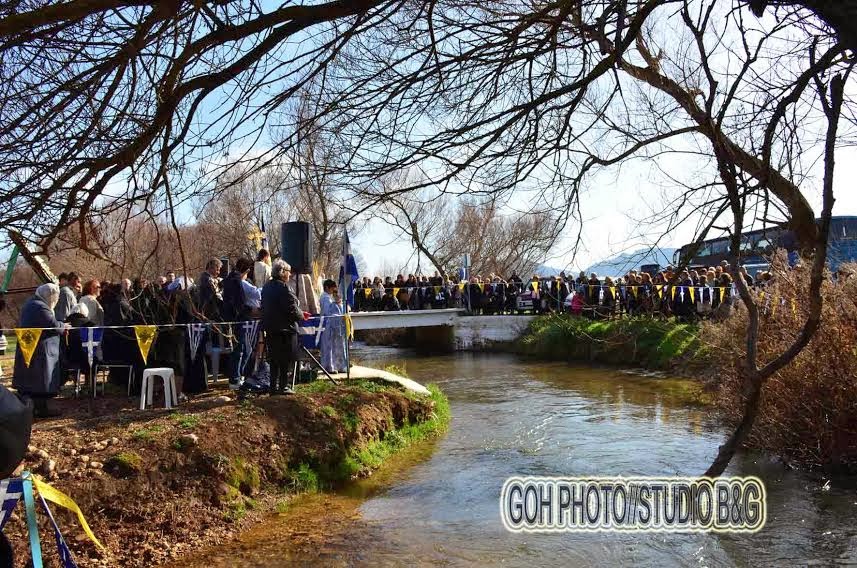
[583,248,677,277]
[534,264,567,277]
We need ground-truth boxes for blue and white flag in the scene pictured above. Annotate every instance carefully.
[187,323,207,362]
[298,316,325,349]
[39,495,79,568]
[242,320,261,352]
[79,327,103,368]
[338,229,359,310]
[0,477,22,531]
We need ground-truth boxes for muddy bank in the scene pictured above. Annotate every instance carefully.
[4,379,448,567]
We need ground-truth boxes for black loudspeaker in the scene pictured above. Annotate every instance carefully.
[219,257,230,279]
[280,222,314,274]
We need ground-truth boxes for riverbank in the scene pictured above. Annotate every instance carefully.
[512,315,712,375]
[4,377,449,567]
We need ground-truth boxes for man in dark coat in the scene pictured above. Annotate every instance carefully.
[261,259,305,394]
[13,284,68,417]
[222,257,253,389]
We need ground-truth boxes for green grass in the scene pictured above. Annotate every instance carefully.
[519,315,709,370]
[170,412,201,429]
[131,424,165,442]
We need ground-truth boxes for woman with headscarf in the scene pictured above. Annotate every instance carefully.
[12,284,69,418]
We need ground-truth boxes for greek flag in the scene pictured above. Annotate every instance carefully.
[338,229,359,310]
[79,327,103,368]
[298,316,325,349]
[0,477,22,531]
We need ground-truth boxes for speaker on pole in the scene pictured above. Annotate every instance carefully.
[280,222,314,274]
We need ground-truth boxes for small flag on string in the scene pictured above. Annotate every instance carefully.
[434,286,441,294]
[655,284,663,298]
[134,325,157,364]
[363,288,372,299]
[79,327,103,368]
[631,286,638,298]
[671,286,677,301]
[393,287,400,297]
[187,323,206,362]
[689,287,695,303]
[679,287,685,303]
[242,320,261,352]
[716,287,722,303]
[0,478,22,531]
[14,328,42,368]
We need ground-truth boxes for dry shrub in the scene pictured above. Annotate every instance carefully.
[703,253,857,471]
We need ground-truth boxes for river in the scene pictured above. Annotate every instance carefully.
[181,349,857,567]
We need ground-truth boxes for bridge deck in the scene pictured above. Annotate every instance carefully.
[350,308,462,330]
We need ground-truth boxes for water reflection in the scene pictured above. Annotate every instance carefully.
[177,350,857,567]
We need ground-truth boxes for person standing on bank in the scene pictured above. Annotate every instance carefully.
[222,257,253,390]
[319,279,347,373]
[261,260,305,394]
[13,284,70,418]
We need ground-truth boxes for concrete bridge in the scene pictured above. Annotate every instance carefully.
[350,309,536,351]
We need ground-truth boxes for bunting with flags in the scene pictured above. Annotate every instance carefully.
[0,477,22,531]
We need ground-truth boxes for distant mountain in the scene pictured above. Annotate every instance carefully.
[534,264,566,277]
[583,248,677,277]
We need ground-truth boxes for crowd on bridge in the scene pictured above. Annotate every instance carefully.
[349,260,767,321]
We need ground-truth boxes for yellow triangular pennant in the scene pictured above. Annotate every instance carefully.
[478,284,484,293]
[363,288,372,299]
[14,328,42,367]
[32,476,104,550]
[344,313,354,341]
[655,284,663,298]
[532,281,539,291]
[716,287,722,303]
[393,287,400,297]
[631,286,638,298]
[458,283,466,291]
[434,286,441,294]
[689,286,695,303]
[134,325,157,364]
[609,286,615,297]
[589,285,595,297]
[671,286,677,301]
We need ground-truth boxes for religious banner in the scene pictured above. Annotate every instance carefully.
[242,320,261,352]
[133,325,157,364]
[187,323,206,362]
[79,328,103,368]
[14,328,43,368]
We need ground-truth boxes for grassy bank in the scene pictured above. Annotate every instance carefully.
[516,315,710,372]
[5,377,449,567]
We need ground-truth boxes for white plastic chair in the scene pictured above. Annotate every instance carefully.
[139,368,177,410]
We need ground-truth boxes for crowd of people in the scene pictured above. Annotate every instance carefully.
[349,260,770,321]
[7,250,351,417]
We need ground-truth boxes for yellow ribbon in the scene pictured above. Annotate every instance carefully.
[33,477,104,550]
[14,328,43,367]
[344,313,354,340]
[134,325,157,364]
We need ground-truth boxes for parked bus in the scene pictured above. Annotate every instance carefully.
[672,216,857,272]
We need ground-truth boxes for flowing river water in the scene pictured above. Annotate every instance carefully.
[181,348,857,567]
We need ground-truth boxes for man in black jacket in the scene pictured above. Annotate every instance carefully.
[222,257,253,389]
[261,259,305,394]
